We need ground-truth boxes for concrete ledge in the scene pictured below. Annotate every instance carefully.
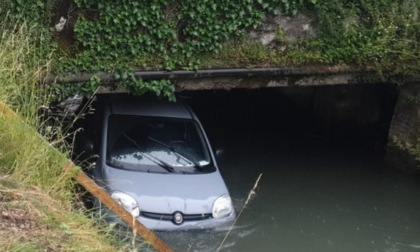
[175,72,379,90]
[43,65,409,92]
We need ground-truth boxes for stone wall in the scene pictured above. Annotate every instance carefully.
[387,84,420,172]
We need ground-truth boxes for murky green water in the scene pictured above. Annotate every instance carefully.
[158,134,420,252]
[139,88,417,252]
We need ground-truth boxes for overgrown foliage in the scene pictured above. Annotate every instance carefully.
[2,0,420,100]
[309,0,420,77]
[65,0,303,71]
[0,0,55,25]
[50,77,176,102]
[0,19,125,251]
[48,0,302,100]
[0,20,54,125]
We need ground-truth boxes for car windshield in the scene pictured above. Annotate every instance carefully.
[106,115,214,173]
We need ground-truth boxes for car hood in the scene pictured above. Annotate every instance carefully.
[101,166,229,214]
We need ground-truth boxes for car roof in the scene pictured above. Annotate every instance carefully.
[107,94,194,119]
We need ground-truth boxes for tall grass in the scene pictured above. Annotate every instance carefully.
[0,19,70,193]
[0,21,124,251]
[0,20,52,124]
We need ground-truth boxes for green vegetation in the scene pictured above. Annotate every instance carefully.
[64,0,303,71]
[54,0,305,99]
[3,0,419,100]
[309,0,420,78]
[0,20,132,251]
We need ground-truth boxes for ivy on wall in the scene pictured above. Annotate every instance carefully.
[0,0,50,24]
[66,0,303,72]
[52,0,305,100]
[2,0,419,101]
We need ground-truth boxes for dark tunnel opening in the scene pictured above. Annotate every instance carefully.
[179,83,399,156]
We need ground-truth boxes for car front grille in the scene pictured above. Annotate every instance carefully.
[141,211,212,222]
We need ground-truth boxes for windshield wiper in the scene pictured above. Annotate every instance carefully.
[123,133,174,173]
[141,152,175,173]
[147,137,203,170]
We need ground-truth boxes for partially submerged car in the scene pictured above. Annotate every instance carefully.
[92,95,235,230]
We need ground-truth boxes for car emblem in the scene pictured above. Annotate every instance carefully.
[173,211,184,225]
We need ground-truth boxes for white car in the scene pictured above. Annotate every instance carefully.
[92,95,235,230]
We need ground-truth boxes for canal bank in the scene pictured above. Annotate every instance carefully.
[387,83,420,172]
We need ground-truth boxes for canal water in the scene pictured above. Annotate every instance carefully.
[157,133,420,252]
[152,89,420,252]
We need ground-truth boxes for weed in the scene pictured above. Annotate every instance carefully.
[0,20,125,251]
[275,28,287,43]
[308,0,420,77]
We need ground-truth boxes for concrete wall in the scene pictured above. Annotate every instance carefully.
[387,84,420,172]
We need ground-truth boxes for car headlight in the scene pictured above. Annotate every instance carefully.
[111,191,140,217]
[212,195,233,219]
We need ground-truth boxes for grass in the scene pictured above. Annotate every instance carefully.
[0,21,132,252]
[0,181,117,252]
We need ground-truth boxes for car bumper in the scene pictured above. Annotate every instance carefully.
[99,207,236,231]
[138,212,236,231]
